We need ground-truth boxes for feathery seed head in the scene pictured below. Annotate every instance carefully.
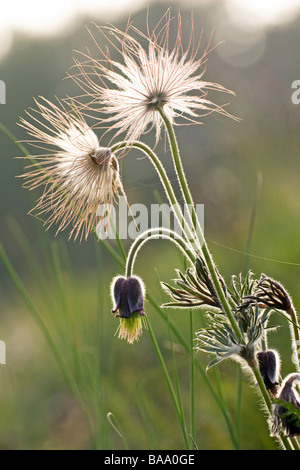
[19,97,122,241]
[71,10,236,144]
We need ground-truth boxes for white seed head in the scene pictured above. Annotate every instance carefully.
[71,10,236,144]
[19,97,122,241]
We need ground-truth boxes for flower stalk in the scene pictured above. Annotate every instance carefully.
[111,140,199,253]
[158,107,242,341]
[125,227,195,278]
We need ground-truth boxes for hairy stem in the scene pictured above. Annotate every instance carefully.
[111,141,198,255]
[158,109,242,340]
[125,227,195,278]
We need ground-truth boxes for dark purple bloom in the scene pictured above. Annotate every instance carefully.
[271,373,300,437]
[257,350,280,397]
[111,276,146,319]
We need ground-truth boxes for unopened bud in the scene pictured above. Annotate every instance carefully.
[271,373,300,437]
[257,350,280,397]
[111,275,146,344]
[254,275,292,311]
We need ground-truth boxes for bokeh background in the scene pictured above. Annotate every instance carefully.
[0,0,300,450]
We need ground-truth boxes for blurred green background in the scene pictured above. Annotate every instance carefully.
[0,0,300,450]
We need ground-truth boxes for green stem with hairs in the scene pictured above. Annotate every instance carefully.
[111,141,198,255]
[158,108,241,340]
[125,227,195,278]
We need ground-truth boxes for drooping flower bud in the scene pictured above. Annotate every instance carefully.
[111,275,146,344]
[257,350,280,397]
[271,373,300,437]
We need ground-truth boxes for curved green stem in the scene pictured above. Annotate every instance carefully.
[158,109,242,341]
[125,227,195,278]
[111,141,198,255]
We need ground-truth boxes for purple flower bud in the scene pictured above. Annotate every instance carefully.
[111,275,146,344]
[257,350,280,397]
[271,373,300,437]
[111,276,145,319]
